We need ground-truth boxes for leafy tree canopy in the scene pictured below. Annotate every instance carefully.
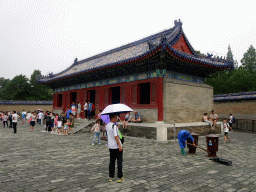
[0,70,52,100]
[241,45,256,71]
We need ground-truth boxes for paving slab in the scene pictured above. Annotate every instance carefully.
[0,120,256,191]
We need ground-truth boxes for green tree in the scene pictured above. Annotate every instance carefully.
[233,60,239,69]
[241,45,256,71]
[226,45,234,60]
[0,70,53,100]
[1,75,30,100]
[205,67,256,94]
[29,70,53,100]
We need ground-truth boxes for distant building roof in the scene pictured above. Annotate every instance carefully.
[38,19,233,84]
[0,100,53,105]
[214,92,256,102]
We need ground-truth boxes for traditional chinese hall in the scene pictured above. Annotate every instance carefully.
[38,19,233,124]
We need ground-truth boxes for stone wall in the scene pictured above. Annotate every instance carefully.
[130,108,158,123]
[214,100,256,119]
[119,125,157,140]
[163,78,213,123]
[167,124,221,140]
[0,104,53,112]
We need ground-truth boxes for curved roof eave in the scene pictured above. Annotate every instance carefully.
[38,46,162,84]
[165,45,233,70]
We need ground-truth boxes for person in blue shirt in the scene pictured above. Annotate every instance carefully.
[88,101,92,120]
[178,130,196,155]
[66,107,72,119]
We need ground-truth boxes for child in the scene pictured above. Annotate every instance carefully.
[63,119,70,136]
[57,117,62,134]
[223,119,233,143]
[91,119,103,145]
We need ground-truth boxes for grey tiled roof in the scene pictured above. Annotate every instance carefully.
[214,92,256,101]
[38,20,233,83]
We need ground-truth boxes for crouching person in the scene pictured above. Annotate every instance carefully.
[178,130,196,155]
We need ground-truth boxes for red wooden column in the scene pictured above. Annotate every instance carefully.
[95,89,100,118]
[125,82,131,106]
[80,90,85,118]
[53,93,57,110]
[156,77,164,121]
[63,92,67,111]
[99,86,104,110]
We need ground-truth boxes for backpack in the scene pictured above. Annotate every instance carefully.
[112,124,124,144]
[232,117,236,123]
[46,116,51,124]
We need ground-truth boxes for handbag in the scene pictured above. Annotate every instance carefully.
[28,117,32,123]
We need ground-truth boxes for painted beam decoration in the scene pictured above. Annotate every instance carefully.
[53,70,203,93]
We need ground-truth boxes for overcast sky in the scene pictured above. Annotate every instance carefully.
[1,0,256,80]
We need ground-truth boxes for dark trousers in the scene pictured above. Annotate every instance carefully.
[46,123,51,132]
[109,149,123,178]
[13,122,17,133]
[84,110,88,118]
[88,110,92,120]
[9,120,12,128]
[3,121,8,127]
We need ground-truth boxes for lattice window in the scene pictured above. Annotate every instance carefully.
[151,83,157,103]
[57,94,62,107]
[77,91,80,101]
[84,91,87,102]
[131,85,137,104]
[104,88,109,105]
[121,87,126,103]
[95,90,99,104]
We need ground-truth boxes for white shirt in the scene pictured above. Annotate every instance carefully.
[31,115,36,121]
[26,113,32,120]
[84,103,88,110]
[22,111,26,117]
[105,122,122,149]
[38,112,44,119]
[12,114,18,123]
[229,116,233,124]
[223,123,229,132]
[57,121,62,128]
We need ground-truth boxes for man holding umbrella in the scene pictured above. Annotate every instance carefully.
[102,103,133,183]
[105,113,124,183]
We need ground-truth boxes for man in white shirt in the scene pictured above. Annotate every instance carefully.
[105,114,123,183]
[38,111,44,125]
[84,101,88,119]
[12,111,19,133]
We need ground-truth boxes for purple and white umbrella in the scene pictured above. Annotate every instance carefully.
[101,104,133,116]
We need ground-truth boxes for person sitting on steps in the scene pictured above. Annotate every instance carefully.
[131,111,142,123]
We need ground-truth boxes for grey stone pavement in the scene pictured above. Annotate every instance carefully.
[1,120,256,192]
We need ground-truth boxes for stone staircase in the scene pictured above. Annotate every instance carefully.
[72,119,94,133]
[49,118,94,135]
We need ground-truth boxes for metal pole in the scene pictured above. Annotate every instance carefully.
[174,123,176,142]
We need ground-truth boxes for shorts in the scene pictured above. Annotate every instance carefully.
[72,111,76,115]
[224,132,229,136]
[30,121,35,126]
[57,127,62,129]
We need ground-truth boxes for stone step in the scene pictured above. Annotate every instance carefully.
[73,120,94,134]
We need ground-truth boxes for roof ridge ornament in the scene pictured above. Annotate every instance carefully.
[73,58,78,66]
[174,19,182,26]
